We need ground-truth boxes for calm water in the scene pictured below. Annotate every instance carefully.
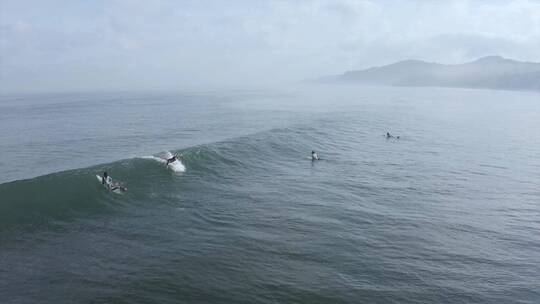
[1,86,539,303]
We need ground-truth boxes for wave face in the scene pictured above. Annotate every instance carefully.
[2,88,540,303]
[0,125,327,232]
[0,169,102,231]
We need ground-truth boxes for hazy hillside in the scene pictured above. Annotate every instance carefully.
[319,56,540,91]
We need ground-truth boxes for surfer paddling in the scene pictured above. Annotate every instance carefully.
[386,132,400,139]
[101,172,127,192]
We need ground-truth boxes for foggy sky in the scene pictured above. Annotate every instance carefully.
[1,0,539,93]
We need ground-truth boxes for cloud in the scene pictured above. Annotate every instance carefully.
[0,0,539,92]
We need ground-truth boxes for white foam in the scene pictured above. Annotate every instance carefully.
[141,155,166,164]
[142,151,186,173]
[167,159,186,172]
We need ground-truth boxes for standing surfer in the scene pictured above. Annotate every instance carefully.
[166,153,182,167]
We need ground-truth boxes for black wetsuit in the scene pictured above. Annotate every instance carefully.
[166,156,177,166]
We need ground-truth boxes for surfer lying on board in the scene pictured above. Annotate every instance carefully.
[311,151,320,161]
[101,172,127,192]
[165,153,183,166]
[386,132,400,139]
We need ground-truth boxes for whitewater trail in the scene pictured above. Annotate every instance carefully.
[141,151,186,173]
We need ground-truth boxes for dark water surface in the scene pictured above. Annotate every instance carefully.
[1,86,539,303]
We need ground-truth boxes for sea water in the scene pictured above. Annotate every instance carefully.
[1,86,539,303]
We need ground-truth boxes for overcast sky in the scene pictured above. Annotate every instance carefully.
[1,0,539,92]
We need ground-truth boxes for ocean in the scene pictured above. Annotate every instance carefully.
[1,85,539,303]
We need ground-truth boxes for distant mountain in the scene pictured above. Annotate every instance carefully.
[317,56,540,91]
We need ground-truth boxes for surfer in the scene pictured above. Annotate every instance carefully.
[165,153,182,167]
[311,151,320,161]
[101,172,127,192]
[386,132,400,139]
[101,172,113,186]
